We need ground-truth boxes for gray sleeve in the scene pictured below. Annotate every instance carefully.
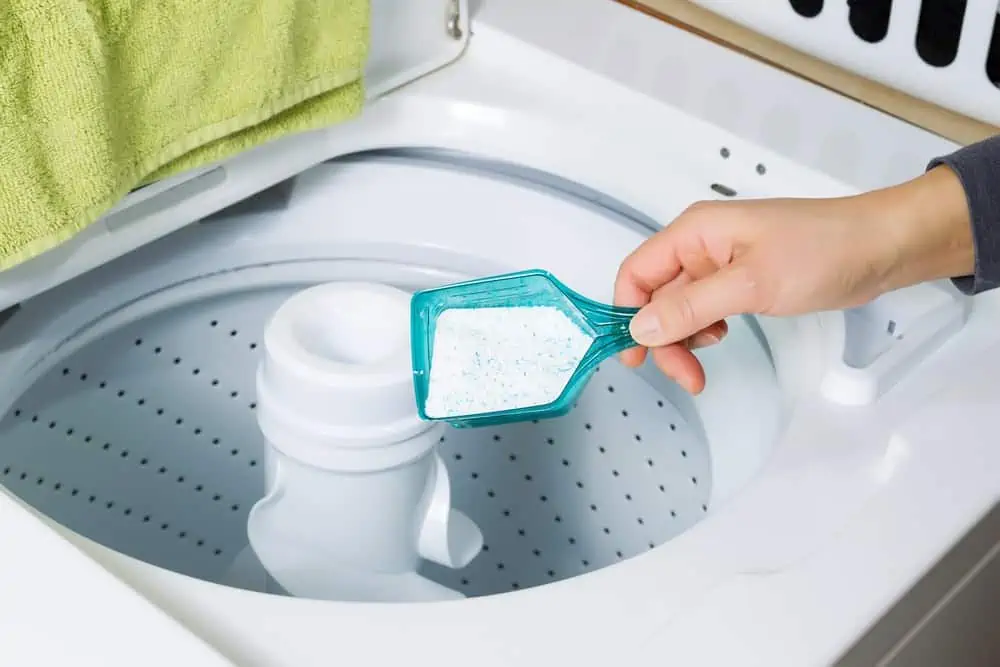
[927,134,1000,295]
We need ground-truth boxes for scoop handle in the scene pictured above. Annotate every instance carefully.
[561,288,640,372]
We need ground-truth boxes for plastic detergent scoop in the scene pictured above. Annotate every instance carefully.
[410,269,640,427]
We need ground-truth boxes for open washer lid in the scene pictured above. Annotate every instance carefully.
[0,0,470,316]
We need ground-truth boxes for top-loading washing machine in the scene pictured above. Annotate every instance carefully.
[0,1,997,665]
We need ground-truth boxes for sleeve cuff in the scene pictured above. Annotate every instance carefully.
[927,134,1000,295]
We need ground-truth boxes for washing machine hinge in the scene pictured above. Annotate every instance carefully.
[446,0,463,40]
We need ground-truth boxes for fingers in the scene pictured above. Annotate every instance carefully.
[613,201,735,311]
[651,344,706,394]
[619,345,648,368]
[619,273,692,368]
[648,320,727,393]
[614,203,739,367]
[620,318,718,369]
[618,278,729,368]
[614,229,683,310]
[688,319,728,349]
[629,264,756,348]
[614,235,679,369]
[619,319,727,395]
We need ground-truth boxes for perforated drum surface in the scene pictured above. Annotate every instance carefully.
[0,281,711,599]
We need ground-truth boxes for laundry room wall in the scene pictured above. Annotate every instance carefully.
[616,0,1000,146]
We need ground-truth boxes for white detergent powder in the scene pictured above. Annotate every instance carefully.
[424,306,594,418]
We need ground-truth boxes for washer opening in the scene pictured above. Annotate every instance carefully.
[0,153,783,601]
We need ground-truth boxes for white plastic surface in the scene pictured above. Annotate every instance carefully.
[256,282,432,464]
[821,282,972,405]
[367,0,469,98]
[0,1,994,666]
[0,492,230,667]
[0,0,469,316]
[248,281,479,601]
[246,446,478,602]
[689,0,1000,127]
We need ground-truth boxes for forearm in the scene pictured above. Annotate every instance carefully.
[926,135,1000,294]
[869,162,975,293]
[854,134,1000,295]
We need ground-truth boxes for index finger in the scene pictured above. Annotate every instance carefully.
[613,227,684,309]
[614,228,685,367]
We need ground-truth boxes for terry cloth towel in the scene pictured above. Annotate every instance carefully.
[0,0,369,271]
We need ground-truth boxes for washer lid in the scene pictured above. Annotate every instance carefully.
[0,0,469,316]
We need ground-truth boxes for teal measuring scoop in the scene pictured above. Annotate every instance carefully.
[410,269,640,428]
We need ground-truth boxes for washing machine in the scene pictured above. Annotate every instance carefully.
[0,1,997,665]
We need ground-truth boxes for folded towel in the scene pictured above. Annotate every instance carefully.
[0,0,369,271]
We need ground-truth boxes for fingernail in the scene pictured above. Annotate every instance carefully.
[617,350,641,367]
[629,309,661,345]
[677,373,699,395]
[689,332,721,350]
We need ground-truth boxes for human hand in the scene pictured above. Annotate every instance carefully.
[613,165,974,394]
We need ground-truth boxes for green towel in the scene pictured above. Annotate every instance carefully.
[0,0,369,271]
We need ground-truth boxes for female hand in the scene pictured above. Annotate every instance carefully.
[613,165,974,394]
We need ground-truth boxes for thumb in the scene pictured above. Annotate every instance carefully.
[628,265,757,347]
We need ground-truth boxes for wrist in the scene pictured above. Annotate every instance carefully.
[862,165,974,293]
